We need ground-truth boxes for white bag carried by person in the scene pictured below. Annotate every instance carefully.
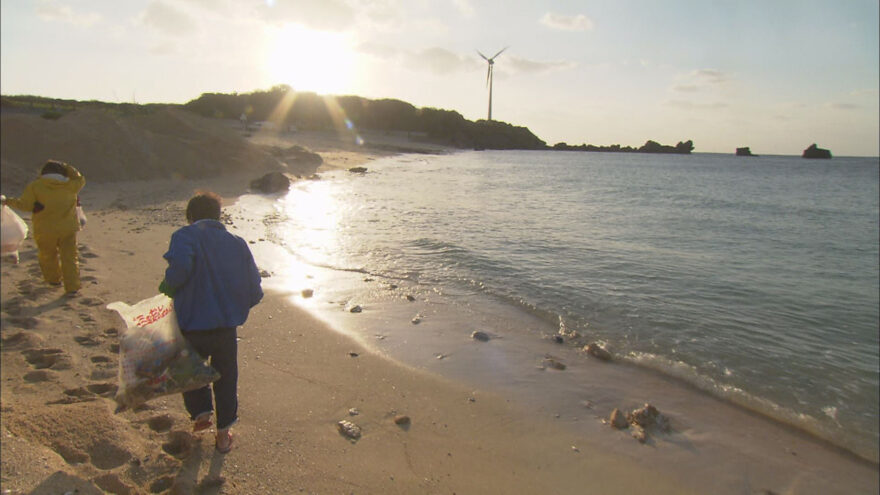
[1,199,29,263]
[76,196,87,228]
[107,294,220,412]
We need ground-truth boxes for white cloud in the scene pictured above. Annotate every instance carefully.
[665,100,729,110]
[540,12,593,31]
[453,0,475,18]
[356,41,400,59]
[141,1,198,36]
[669,69,732,95]
[672,84,700,93]
[849,88,879,97]
[35,0,101,27]
[257,0,355,30]
[828,102,860,110]
[410,47,480,74]
[505,56,576,74]
[691,69,728,84]
[359,44,575,77]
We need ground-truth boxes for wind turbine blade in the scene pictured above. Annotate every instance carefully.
[490,46,509,60]
[476,50,489,61]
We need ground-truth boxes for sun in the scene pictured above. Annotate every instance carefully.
[266,24,356,95]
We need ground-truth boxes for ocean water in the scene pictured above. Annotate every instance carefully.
[233,150,879,462]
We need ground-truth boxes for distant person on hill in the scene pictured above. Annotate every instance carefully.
[159,191,263,454]
[1,160,85,295]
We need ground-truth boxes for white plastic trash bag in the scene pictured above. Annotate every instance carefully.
[107,294,220,412]
[76,196,87,228]
[1,203,28,263]
[76,206,87,228]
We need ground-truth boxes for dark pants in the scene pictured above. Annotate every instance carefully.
[180,327,238,430]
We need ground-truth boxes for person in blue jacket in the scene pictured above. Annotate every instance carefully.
[160,191,263,454]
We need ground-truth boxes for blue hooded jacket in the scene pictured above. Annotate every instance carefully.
[163,219,263,331]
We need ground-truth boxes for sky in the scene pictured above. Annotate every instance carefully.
[1,0,878,156]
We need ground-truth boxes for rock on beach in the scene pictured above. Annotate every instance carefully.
[250,171,291,193]
[337,420,362,441]
[584,343,612,361]
[471,331,490,342]
[609,408,629,429]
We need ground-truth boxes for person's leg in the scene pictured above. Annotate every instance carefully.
[57,232,80,293]
[211,327,239,430]
[33,230,62,285]
[180,330,215,422]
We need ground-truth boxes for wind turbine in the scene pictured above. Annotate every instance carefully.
[477,46,508,121]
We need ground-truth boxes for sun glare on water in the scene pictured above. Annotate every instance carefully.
[266,24,356,95]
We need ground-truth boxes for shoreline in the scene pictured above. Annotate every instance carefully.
[0,173,697,494]
[234,150,880,468]
[1,132,877,493]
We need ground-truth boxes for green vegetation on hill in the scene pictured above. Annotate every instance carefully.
[0,95,169,118]
[2,88,693,154]
[183,85,546,150]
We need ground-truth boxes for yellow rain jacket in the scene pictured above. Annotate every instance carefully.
[6,163,85,237]
[6,163,85,292]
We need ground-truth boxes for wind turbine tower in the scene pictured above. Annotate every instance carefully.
[477,47,508,121]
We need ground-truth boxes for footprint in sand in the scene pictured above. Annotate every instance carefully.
[23,370,54,383]
[1,331,45,350]
[1,298,25,316]
[81,252,99,259]
[86,382,117,397]
[150,476,175,494]
[64,386,94,398]
[89,355,116,381]
[22,348,71,370]
[90,368,117,380]
[94,474,135,495]
[52,443,89,464]
[161,431,194,459]
[73,335,101,347]
[87,440,132,470]
[15,280,36,296]
[147,414,174,433]
[5,316,39,329]
[78,297,104,307]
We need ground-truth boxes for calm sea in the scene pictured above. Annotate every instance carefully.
[234,150,879,462]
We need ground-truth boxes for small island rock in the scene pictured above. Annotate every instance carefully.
[802,143,832,159]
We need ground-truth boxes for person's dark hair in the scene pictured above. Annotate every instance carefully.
[40,160,67,176]
[186,191,222,223]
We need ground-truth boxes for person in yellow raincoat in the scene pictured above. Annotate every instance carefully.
[2,160,85,294]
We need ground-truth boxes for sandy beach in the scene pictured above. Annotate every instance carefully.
[1,111,877,494]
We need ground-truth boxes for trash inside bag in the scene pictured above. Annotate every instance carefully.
[107,294,220,412]
[1,203,28,263]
